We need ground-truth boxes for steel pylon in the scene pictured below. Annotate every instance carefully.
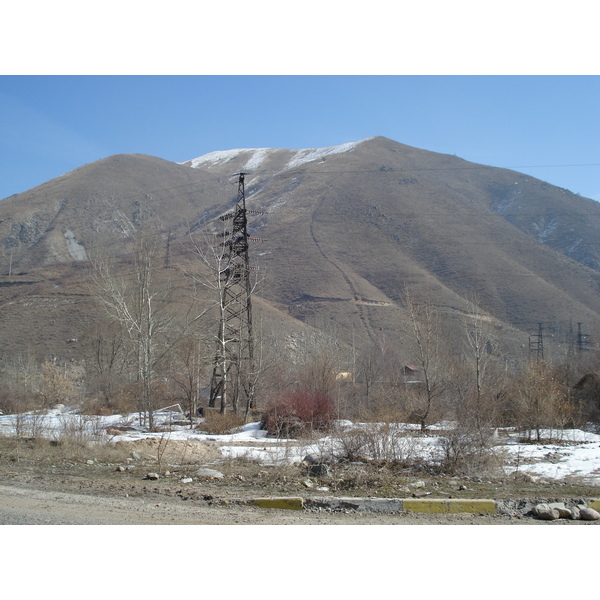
[209,173,257,414]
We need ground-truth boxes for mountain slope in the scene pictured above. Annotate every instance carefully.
[184,136,600,350]
[1,136,599,363]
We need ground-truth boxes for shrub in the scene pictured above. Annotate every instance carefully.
[262,390,337,437]
[503,361,575,441]
[438,424,502,476]
[197,409,246,435]
[335,423,418,465]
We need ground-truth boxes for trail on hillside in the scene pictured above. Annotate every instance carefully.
[309,195,376,343]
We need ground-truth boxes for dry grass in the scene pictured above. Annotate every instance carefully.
[0,433,129,464]
[196,410,247,435]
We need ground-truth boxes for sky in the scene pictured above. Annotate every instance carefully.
[1,75,599,202]
[1,4,599,202]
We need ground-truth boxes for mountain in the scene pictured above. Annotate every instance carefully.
[1,136,600,364]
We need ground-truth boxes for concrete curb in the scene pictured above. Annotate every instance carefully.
[306,497,496,514]
[249,497,305,510]
[246,496,600,515]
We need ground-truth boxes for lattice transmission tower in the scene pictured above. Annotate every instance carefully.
[209,173,260,414]
[529,322,544,361]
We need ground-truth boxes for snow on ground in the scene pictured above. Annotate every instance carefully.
[1,407,599,484]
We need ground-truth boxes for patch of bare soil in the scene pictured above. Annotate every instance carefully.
[112,438,222,465]
[0,436,598,525]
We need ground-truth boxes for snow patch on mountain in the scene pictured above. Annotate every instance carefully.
[187,148,267,169]
[186,138,371,172]
[286,140,363,169]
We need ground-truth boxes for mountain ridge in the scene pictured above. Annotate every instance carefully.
[0,136,599,364]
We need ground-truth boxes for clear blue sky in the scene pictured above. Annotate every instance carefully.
[1,75,599,202]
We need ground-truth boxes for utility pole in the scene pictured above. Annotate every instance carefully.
[576,322,589,354]
[529,322,544,361]
[209,173,259,415]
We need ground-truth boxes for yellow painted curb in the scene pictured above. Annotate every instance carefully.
[402,498,497,514]
[588,500,600,512]
[251,497,305,510]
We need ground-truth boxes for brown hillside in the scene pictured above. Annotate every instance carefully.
[1,136,599,365]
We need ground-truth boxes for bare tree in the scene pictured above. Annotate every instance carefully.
[82,320,129,408]
[506,360,574,441]
[170,334,212,425]
[90,220,181,430]
[459,301,503,428]
[401,288,448,431]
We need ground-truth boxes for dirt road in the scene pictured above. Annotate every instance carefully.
[2,481,597,525]
[1,437,598,525]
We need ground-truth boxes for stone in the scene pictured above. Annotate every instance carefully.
[193,468,224,479]
[180,477,193,484]
[580,507,600,521]
[302,452,334,465]
[548,502,572,519]
[145,472,160,480]
[532,503,560,520]
[510,471,537,483]
[569,506,581,520]
[309,463,330,477]
[115,466,126,472]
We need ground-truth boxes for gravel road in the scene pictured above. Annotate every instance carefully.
[2,482,597,525]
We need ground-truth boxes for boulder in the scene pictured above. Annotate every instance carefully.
[193,468,224,479]
[580,507,600,521]
[548,502,572,519]
[309,463,330,477]
[532,503,560,520]
[302,452,334,465]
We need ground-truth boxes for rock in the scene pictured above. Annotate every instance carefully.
[180,477,193,484]
[302,452,334,465]
[193,468,224,479]
[510,471,537,483]
[569,506,581,520]
[309,463,330,477]
[532,503,560,520]
[580,507,600,521]
[145,472,160,480]
[115,466,126,472]
[131,451,141,460]
[302,479,314,488]
[86,459,94,465]
[548,502,572,519]
[409,481,426,488]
